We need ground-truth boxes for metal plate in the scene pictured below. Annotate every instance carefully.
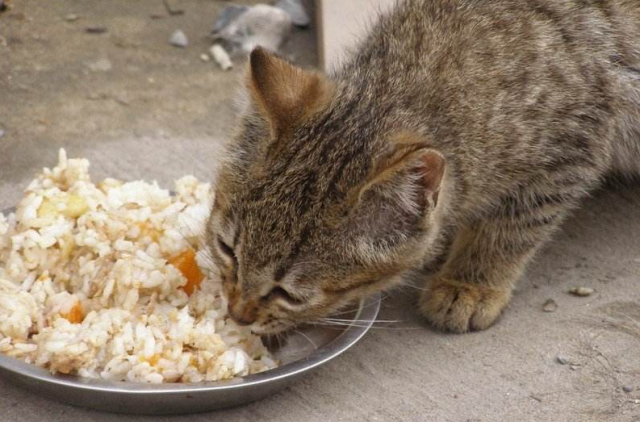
[0,207,380,414]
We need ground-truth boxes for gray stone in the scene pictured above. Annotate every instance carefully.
[0,129,5,138]
[211,4,292,53]
[211,5,249,34]
[568,286,594,297]
[556,355,569,365]
[169,30,188,48]
[542,299,557,313]
[65,14,79,22]
[276,0,310,27]
[622,385,633,393]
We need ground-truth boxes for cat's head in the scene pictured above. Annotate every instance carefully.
[206,49,447,334]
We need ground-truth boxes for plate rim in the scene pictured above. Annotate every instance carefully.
[0,295,380,394]
[0,207,380,395]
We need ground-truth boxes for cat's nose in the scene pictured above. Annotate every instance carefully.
[227,303,256,326]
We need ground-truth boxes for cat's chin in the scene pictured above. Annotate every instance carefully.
[250,322,293,336]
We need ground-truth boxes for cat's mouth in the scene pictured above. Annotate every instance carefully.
[249,320,295,336]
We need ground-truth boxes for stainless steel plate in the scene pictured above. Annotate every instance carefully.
[0,208,381,414]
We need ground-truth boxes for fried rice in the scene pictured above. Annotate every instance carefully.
[0,149,276,383]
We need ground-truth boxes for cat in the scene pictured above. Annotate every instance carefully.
[206,0,640,334]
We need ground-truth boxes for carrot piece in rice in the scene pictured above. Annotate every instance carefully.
[61,302,84,324]
[168,248,204,295]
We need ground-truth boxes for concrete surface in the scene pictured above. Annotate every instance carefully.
[1,1,639,421]
[318,0,396,71]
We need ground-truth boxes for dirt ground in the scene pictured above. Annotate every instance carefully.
[1,1,639,421]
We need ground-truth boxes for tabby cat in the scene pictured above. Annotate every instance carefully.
[206,0,640,334]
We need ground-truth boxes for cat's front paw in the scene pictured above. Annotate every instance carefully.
[419,277,511,333]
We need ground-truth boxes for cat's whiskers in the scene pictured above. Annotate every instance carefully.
[197,248,218,274]
[309,320,422,330]
[397,280,429,292]
[175,217,204,245]
[322,317,402,324]
[293,329,318,350]
[328,293,390,316]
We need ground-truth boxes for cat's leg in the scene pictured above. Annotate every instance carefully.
[418,200,568,333]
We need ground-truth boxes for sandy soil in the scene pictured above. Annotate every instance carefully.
[1,1,639,421]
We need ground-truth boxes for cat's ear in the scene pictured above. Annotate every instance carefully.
[356,132,446,211]
[247,47,335,139]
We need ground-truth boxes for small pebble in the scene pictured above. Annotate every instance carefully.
[200,53,210,62]
[276,0,310,27]
[85,25,107,34]
[623,385,633,393]
[0,129,5,138]
[164,0,184,16]
[542,299,558,313]
[569,287,594,297]
[169,30,188,48]
[65,13,79,22]
[210,44,233,70]
[556,355,569,365]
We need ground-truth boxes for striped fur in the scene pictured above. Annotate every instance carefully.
[207,0,640,334]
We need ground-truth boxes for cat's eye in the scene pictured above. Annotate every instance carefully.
[217,236,235,258]
[263,286,305,306]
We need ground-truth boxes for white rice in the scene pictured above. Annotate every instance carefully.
[0,149,277,383]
